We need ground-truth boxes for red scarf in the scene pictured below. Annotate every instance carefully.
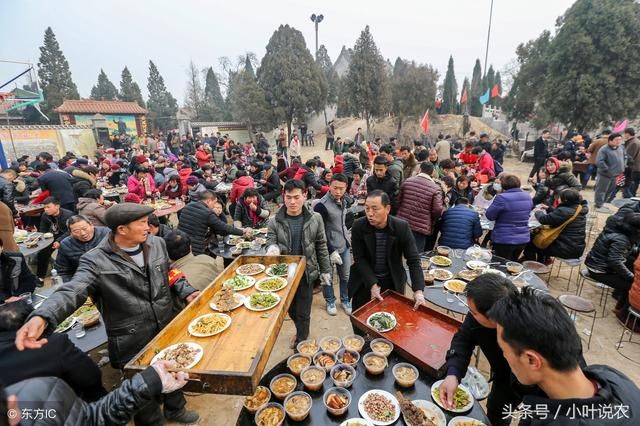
[244,199,260,225]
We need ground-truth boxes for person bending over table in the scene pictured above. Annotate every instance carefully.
[348,190,424,333]
[489,287,640,425]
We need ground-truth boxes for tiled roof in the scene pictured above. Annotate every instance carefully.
[55,99,147,114]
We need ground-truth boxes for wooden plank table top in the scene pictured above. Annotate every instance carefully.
[124,255,306,395]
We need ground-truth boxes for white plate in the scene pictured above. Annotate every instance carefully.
[430,380,474,413]
[223,275,256,291]
[481,268,506,278]
[404,400,446,426]
[55,317,76,333]
[340,419,374,426]
[255,276,288,292]
[444,279,467,294]
[209,293,246,312]
[358,390,400,426]
[187,313,232,337]
[431,269,454,281]
[235,263,266,276]
[466,261,488,270]
[244,292,281,311]
[447,416,487,426]
[366,312,397,333]
[265,263,290,277]
[151,342,204,369]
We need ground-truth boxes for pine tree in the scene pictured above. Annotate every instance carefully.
[391,58,438,135]
[244,55,255,76]
[147,60,178,131]
[343,25,390,136]
[37,27,79,122]
[470,59,483,117]
[257,24,326,137]
[119,66,145,107]
[202,67,225,121]
[228,70,270,132]
[459,77,470,114]
[441,56,458,114]
[483,65,495,107]
[90,69,118,100]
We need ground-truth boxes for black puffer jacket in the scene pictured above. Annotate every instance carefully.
[30,235,197,368]
[5,367,162,426]
[54,226,111,282]
[585,215,639,281]
[177,200,242,255]
[366,174,399,210]
[534,200,588,259]
[0,175,16,214]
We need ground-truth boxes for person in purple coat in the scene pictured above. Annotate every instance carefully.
[485,174,533,260]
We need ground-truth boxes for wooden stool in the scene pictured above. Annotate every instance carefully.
[576,269,612,318]
[616,307,640,363]
[551,257,583,291]
[559,294,597,350]
[522,261,552,284]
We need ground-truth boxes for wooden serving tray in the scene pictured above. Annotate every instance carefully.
[124,255,306,395]
[350,290,462,378]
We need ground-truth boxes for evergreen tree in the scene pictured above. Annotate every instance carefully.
[343,25,390,136]
[244,55,255,76]
[257,24,326,137]
[391,58,438,135]
[469,59,483,117]
[228,70,270,132]
[492,71,503,107]
[459,77,470,114]
[147,60,178,131]
[202,67,225,121]
[90,69,118,100]
[483,65,495,107]
[441,55,458,114]
[37,27,79,122]
[184,60,205,119]
[119,66,145,107]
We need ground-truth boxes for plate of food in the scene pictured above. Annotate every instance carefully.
[432,269,454,281]
[55,316,76,333]
[257,227,269,234]
[245,292,281,311]
[255,276,288,292]
[366,312,397,333]
[151,342,203,369]
[397,392,446,426]
[430,256,452,267]
[457,269,482,281]
[431,380,474,413]
[481,268,506,278]
[358,390,400,426]
[444,279,467,294]
[227,237,244,246]
[266,263,289,277]
[236,242,252,250]
[187,313,232,337]
[465,260,488,270]
[223,275,256,291]
[447,416,487,426]
[254,237,267,246]
[340,419,374,426]
[209,287,246,312]
[236,263,266,276]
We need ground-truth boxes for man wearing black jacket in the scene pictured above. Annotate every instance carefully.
[259,164,281,201]
[366,157,399,213]
[529,130,551,181]
[36,197,74,283]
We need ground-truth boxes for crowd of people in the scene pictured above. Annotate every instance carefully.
[0,125,639,425]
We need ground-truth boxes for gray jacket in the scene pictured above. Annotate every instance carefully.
[596,144,626,178]
[31,235,197,369]
[313,192,352,253]
[267,206,331,283]
[388,158,404,185]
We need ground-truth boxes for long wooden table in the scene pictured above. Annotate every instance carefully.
[124,255,306,395]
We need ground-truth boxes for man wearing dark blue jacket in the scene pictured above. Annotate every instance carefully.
[439,198,482,249]
[55,216,110,282]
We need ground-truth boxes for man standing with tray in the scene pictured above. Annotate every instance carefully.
[266,179,331,348]
[14,203,201,425]
[348,190,425,330]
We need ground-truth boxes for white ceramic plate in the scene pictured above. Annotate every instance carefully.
[151,342,204,369]
[466,260,488,270]
[432,269,454,281]
[235,263,266,276]
[187,313,232,337]
[481,268,506,278]
[255,276,288,292]
[265,263,290,277]
[430,380,474,413]
[430,256,452,267]
[55,317,76,333]
[340,419,374,426]
[444,279,467,294]
[358,390,400,426]
[447,416,487,426]
[366,312,397,333]
[223,275,256,291]
[404,400,446,426]
[244,292,281,311]
[209,293,246,312]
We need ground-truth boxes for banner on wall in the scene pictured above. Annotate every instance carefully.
[74,114,137,136]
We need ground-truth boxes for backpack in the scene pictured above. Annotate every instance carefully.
[493,158,504,175]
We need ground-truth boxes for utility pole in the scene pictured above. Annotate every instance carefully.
[310,13,324,59]
[483,0,494,77]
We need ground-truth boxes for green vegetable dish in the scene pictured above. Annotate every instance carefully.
[432,386,471,410]
[55,316,74,333]
[367,312,396,332]
[268,263,288,276]
[224,275,254,290]
[249,293,279,309]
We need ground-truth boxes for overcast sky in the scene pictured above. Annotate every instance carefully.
[1,0,576,102]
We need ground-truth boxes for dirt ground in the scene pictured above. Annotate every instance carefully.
[92,139,639,425]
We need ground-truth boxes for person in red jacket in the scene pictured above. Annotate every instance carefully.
[195,143,212,168]
[332,155,344,174]
[279,158,301,181]
[458,141,479,165]
[473,146,495,181]
[229,170,255,205]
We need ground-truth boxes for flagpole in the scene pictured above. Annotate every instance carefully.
[483,0,494,77]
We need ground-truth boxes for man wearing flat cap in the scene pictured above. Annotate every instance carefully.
[15,203,201,425]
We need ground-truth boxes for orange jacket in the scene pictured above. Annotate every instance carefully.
[629,255,640,311]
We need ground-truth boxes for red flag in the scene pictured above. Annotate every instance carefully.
[460,88,468,105]
[491,84,500,98]
[421,110,429,134]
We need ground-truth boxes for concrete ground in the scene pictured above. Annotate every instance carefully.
[90,144,639,425]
